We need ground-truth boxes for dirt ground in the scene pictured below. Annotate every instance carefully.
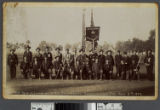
[6,79,154,96]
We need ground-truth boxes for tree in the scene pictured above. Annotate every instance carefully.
[145,29,155,51]
[115,29,155,52]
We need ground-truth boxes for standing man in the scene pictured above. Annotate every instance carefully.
[131,50,139,80]
[23,45,32,79]
[122,52,131,80]
[43,46,53,79]
[115,50,123,79]
[53,47,63,79]
[98,49,105,80]
[144,49,154,81]
[32,47,43,79]
[7,48,18,79]
[64,48,74,79]
[55,47,63,64]
[73,48,78,64]
[77,49,87,80]
[90,49,98,79]
[104,50,114,80]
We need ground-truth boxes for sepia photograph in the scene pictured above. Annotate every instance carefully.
[2,2,158,100]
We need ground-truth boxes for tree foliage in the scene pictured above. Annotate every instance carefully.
[115,30,155,52]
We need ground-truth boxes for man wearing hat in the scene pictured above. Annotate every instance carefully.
[7,48,18,79]
[115,50,123,79]
[144,49,154,81]
[22,45,32,79]
[104,50,114,80]
[76,48,88,79]
[88,49,93,68]
[98,49,105,80]
[92,56,99,80]
[121,51,131,80]
[63,48,74,79]
[35,48,43,64]
[55,47,62,64]
[32,48,43,79]
[42,46,53,79]
[130,50,140,80]
[43,46,53,62]
[52,56,64,79]
[73,48,78,65]
[64,48,74,65]
[90,49,98,65]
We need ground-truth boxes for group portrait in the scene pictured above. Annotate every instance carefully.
[2,2,158,100]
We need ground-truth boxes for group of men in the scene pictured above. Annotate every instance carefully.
[7,45,154,81]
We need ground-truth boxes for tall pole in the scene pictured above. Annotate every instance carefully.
[82,9,86,50]
[91,9,95,27]
[91,9,95,50]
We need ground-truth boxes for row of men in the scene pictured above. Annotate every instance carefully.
[7,45,154,80]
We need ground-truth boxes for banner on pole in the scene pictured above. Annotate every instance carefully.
[86,27,100,41]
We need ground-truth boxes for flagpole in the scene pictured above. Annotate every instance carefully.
[82,9,86,50]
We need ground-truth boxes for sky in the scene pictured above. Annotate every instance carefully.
[5,3,157,50]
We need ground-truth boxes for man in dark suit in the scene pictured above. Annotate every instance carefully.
[115,50,123,79]
[55,47,62,64]
[104,50,114,80]
[122,51,131,80]
[32,48,43,79]
[131,50,140,80]
[77,49,88,80]
[7,48,18,79]
[144,49,154,81]
[22,45,32,79]
[52,56,64,79]
[43,46,53,63]
[98,49,105,80]
[42,46,53,79]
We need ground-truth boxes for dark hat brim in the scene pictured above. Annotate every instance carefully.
[99,49,104,52]
[45,46,50,49]
[26,45,31,49]
[36,48,40,51]
[79,49,85,52]
[106,50,112,53]
[10,49,15,52]
[55,47,60,50]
